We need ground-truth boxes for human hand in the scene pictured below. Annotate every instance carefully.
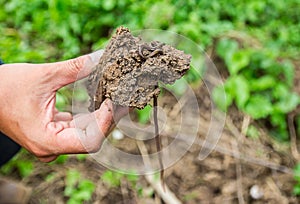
[0,51,129,162]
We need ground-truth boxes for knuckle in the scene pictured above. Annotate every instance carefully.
[66,56,86,74]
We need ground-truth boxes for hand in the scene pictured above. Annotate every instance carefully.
[0,51,129,162]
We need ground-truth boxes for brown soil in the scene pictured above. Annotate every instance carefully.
[4,79,299,204]
[87,26,191,110]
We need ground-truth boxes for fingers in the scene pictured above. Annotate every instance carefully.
[51,99,115,155]
[38,155,58,163]
[113,105,132,122]
[70,99,131,131]
[53,112,73,122]
[49,50,104,89]
[43,99,130,158]
[70,113,94,129]
[88,50,104,66]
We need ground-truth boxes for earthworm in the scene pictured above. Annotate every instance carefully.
[138,42,164,59]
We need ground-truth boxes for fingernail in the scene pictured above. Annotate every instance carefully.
[88,50,104,67]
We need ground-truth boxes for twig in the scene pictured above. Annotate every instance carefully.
[154,195,162,204]
[226,116,245,141]
[119,120,293,174]
[266,177,289,204]
[288,112,300,160]
[136,141,182,204]
[231,140,245,204]
[241,115,251,136]
[223,117,292,174]
[153,93,164,190]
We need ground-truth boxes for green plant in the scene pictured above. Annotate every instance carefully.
[293,163,300,195]
[136,105,152,125]
[76,154,88,161]
[0,149,34,178]
[64,169,95,204]
[1,0,299,200]
[213,38,299,141]
[101,170,139,189]
[49,155,69,165]
[101,170,124,187]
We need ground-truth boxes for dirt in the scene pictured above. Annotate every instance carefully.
[5,81,297,204]
[87,26,191,110]
[2,35,300,204]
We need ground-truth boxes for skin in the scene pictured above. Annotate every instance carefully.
[0,51,129,162]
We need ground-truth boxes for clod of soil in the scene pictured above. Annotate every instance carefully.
[88,26,191,110]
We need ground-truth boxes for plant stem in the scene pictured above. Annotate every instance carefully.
[153,92,165,190]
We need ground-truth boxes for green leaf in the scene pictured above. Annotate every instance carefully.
[72,190,92,201]
[101,170,123,187]
[166,78,188,96]
[184,66,202,84]
[294,163,300,195]
[45,173,56,182]
[73,88,88,102]
[64,185,75,197]
[17,160,34,178]
[273,93,300,113]
[272,83,289,99]
[56,92,68,111]
[281,60,294,87]
[102,0,116,11]
[66,198,78,204]
[216,38,238,60]
[51,155,68,164]
[224,75,250,109]
[250,76,276,91]
[293,185,300,195]
[126,173,139,183]
[232,75,250,108]
[79,180,95,192]
[270,113,287,129]
[76,154,87,161]
[244,95,273,119]
[212,85,232,112]
[246,125,260,139]
[64,170,81,196]
[75,180,95,200]
[294,163,300,181]
[145,2,176,28]
[227,50,251,75]
[136,105,152,124]
[66,170,81,186]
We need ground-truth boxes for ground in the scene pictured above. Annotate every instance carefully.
[3,61,300,204]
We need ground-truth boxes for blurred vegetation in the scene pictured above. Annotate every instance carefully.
[294,163,300,195]
[1,0,299,122]
[1,0,300,198]
[64,169,95,204]
[1,0,299,62]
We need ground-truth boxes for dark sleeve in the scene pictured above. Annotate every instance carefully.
[0,133,21,166]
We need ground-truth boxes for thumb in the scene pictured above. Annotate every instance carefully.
[51,50,104,89]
